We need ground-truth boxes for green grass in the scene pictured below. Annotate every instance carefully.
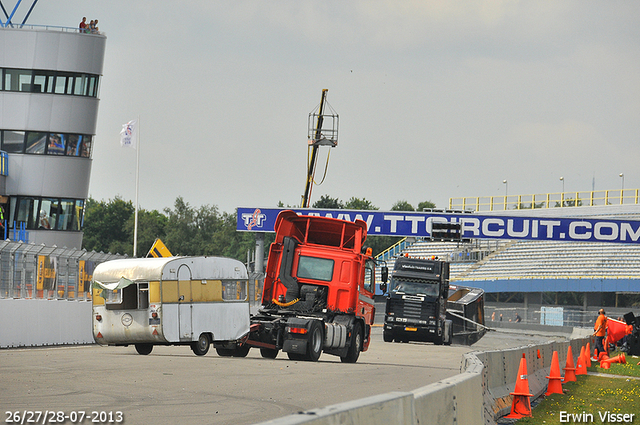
[587,351,640,378]
[513,352,640,424]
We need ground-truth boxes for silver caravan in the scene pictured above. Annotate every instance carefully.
[92,256,250,356]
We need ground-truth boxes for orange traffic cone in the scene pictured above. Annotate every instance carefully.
[563,346,577,382]
[592,348,599,362]
[545,351,563,396]
[576,346,587,375]
[598,351,609,362]
[602,353,626,368]
[585,343,592,367]
[505,354,533,419]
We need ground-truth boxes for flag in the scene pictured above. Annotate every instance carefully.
[120,120,137,149]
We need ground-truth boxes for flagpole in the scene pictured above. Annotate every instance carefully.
[133,116,140,257]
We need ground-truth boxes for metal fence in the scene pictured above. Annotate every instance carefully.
[0,240,124,300]
[450,188,640,212]
[486,303,636,328]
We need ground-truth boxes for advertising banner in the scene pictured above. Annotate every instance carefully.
[237,207,640,244]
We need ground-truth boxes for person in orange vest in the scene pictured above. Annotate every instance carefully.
[593,309,608,354]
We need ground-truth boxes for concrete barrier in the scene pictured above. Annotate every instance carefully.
[254,392,415,425]
[254,332,594,425]
[476,336,592,423]
[412,354,483,425]
[0,298,94,347]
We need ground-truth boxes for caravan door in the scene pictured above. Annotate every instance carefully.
[177,264,192,341]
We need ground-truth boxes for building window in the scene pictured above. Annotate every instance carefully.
[7,196,85,231]
[1,131,93,157]
[1,130,25,153]
[48,133,66,155]
[80,135,92,157]
[1,68,100,98]
[25,132,47,154]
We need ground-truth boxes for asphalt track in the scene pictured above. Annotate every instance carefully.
[0,326,563,425]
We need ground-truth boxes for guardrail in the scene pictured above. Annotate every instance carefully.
[450,189,639,212]
[0,23,105,35]
[255,329,592,425]
[375,237,409,262]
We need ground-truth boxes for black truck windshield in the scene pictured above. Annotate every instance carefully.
[391,278,438,297]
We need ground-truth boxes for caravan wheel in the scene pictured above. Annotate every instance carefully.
[135,343,153,355]
[191,333,211,356]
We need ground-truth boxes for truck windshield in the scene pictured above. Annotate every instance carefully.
[297,255,334,282]
[391,278,438,297]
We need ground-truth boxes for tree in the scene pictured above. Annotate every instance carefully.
[123,209,168,256]
[161,198,258,260]
[514,201,546,210]
[391,200,414,211]
[417,200,436,211]
[163,197,200,255]
[344,197,378,210]
[82,197,134,255]
[554,197,583,208]
[313,195,343,209]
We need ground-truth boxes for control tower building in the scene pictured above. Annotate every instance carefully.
[0,10,106,248]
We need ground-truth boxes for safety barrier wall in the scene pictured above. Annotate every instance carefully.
[0,241,125,347]
[255,332,592,425]
[477,336,591,423]
[0,298,94,347]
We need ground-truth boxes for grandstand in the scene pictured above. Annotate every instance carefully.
[452,240,640,282]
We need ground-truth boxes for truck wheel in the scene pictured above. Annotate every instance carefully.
[232,344,250,357]
[305,320,323,362]
[135,343,153,355]
[383,329,394,343]
[191,333,210,356]
[260,348,279,359]
[287,352,305,361]
[216,347,235,357]
[341,323,362,363]
[444,324,453,346]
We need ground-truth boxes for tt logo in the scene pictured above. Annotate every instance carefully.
[242,209,267,230]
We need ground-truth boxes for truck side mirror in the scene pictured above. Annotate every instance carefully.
[381,266,388,284]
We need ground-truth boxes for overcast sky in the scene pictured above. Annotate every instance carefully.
[25,1,640,213]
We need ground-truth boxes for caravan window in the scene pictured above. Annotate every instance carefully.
[222,280,247,301]
[104,288,122,305]
[106,282,149,310]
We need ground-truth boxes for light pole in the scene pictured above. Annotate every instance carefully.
[559,176,565,207]
[559,176,564,193]
[503,180,508,210]
[619,173,624,205]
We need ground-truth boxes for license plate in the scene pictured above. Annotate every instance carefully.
[405,327,417,332]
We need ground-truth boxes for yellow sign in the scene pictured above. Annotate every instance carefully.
[147,238,173,258]
[36,256,56,293]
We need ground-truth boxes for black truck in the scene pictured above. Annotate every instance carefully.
[383,255,485,345]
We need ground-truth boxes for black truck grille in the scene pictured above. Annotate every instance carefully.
[389,299,435,321]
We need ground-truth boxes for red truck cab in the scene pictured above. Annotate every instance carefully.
[248,210,384,362]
